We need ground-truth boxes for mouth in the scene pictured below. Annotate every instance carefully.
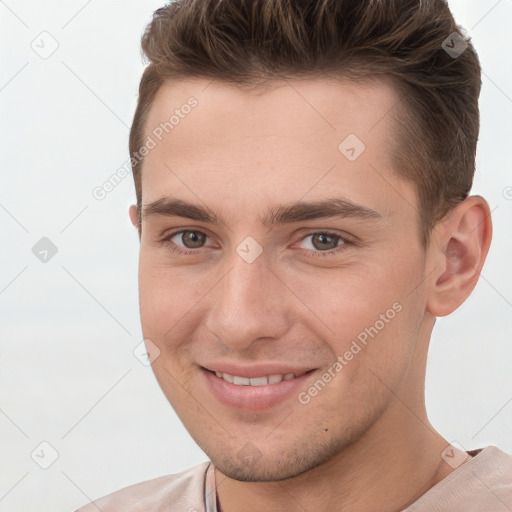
[199,366,318,410]
[203,367,314,386]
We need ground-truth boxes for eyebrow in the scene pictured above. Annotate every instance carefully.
[141,197,383,227]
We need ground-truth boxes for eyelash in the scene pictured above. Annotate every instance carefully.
[158,229,352,257]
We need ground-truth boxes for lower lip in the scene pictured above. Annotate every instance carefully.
[200,367,315,410]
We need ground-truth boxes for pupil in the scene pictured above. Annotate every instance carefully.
[184,231,203,248]
[315,233,336,250]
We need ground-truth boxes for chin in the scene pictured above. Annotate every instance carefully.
[213,460,311,483]
[209,438,344,483]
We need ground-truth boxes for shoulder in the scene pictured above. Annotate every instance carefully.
[407,446,512,511]
[75,461,211,512]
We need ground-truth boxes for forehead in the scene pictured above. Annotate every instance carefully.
[145,75,399,146]
[139,75,415,221]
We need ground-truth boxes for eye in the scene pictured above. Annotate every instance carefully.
[297,231,350,256]
[159,229,212,255]
[158,229,352,257]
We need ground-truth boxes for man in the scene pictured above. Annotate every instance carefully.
[77,0,512,510]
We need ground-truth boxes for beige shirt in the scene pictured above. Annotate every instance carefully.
[76,446,512,511]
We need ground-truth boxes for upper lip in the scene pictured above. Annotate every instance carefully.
[200,362,316,378]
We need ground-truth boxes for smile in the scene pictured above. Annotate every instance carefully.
[211,370,309,386]
[200,366,317,410]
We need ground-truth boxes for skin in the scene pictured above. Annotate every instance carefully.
[128,76,492,512]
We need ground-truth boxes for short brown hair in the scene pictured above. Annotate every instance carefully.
[129,0,481,247]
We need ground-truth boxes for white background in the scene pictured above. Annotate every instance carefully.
[0,1,511,510]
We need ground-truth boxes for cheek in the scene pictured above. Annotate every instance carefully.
[137,255,206,340]
[288,262,408,333]
[287,258,422,376]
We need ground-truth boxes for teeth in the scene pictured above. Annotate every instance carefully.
[212,370,304,386]
[233,375,250,385]
[249,376,268,386]
[222,372,233,383]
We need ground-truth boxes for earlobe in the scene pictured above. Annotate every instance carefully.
[426,196,492,317]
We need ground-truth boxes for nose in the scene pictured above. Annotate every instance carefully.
[204,250,290,351]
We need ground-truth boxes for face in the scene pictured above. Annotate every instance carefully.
[132,76,431,482]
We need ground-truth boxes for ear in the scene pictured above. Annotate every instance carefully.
[129,204,141,239]
[426,195,492,317]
